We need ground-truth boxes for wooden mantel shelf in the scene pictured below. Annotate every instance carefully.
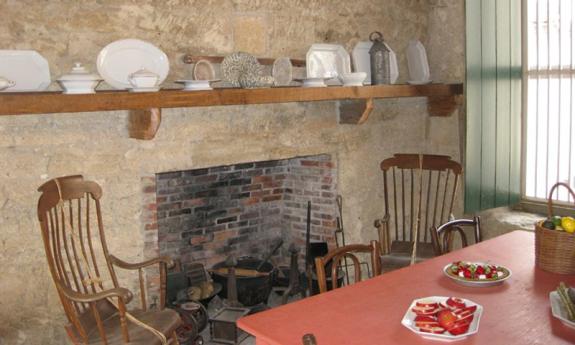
[0,83,463,139]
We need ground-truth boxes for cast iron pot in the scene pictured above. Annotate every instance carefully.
[211,257,276,306]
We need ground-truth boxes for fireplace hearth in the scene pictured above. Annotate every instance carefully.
[142,154,338,306]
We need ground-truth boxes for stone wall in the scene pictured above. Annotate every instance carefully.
[0,1,464,344]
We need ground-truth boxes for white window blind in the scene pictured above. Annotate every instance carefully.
[525,0,575,202]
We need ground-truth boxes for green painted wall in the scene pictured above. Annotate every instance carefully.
[465,0,522,213]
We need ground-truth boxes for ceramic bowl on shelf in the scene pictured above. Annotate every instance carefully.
[128,68,160,89]
[57,63,102,94]
[339,72,367,86]
[294,77,330,88]
[176,79,220,91]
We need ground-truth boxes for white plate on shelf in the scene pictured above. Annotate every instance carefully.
[176,79,220,91]
[272,57,293,86]
[128,86,160,93]
[407,79,432,85]
[97,39,169,90]
[406,40,430,84]
[550,291,575,329]
[0,50,51,92]
[306,44,351,84]
[351,41,398,84]
[294,77,330,88]
[401,296,482,342]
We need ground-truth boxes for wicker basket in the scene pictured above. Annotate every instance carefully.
[534,182,575,274]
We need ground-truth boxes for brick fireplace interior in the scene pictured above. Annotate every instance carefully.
[153,154,338,277]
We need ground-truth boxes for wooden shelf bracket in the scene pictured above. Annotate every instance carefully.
[128,108,162,140]
[427,95,462,117]
[337,98,374,125]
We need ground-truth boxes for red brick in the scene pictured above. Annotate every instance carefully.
[252,175,273,183]
[301,160,320,167]
[145,222,158,231]
[262,195,282,202]
[242,197,260,206]
[214,230,238,242]
[182,198,206,207]
[242,184,262,191]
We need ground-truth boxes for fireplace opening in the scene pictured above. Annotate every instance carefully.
[150,154,338,312]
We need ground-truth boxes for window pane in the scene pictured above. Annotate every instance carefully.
[525,0,575,202]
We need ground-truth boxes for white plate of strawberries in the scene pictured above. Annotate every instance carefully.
[401,296,483,342]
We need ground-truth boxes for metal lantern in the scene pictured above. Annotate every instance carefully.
[369,31,391,85]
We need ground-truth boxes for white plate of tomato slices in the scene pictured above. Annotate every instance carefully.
[401,296,483,342]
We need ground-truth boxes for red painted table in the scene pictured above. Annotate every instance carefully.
[237,230,575,344]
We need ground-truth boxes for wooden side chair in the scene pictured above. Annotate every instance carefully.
[314,240,381,294]
[36,175,181,345]
[430,216,482,255]
[374,154,462,271]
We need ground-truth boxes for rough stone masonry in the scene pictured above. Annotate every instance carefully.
[0,1,464,344]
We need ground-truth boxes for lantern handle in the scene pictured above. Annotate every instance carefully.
[369,31,384,42]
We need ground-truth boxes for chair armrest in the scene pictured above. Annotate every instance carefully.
[57,283,133,304]
[109,254,174,270]
[374,214,391,255]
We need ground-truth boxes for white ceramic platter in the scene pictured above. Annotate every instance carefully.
[351,41,398,84]
[401,296,483,342]
[306,44,351,85]
[443,262,512,287]
[550,291,575,330]
[97,39,169,90]
[406,39,430,83]
[0,50,51,92]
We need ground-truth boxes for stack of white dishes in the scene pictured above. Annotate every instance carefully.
[0,50,51,92]
[352,41,399,84]
[175,79,220,91]
[97,38,169,91]
[338,72,367,87]
[406,40,431,84]
[294,77,330,88]
[306,44,351,86]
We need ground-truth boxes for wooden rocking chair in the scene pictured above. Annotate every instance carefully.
[374,154,462,271]
[36,175,181,345]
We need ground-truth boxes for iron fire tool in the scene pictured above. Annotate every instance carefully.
[305,200,313,297]
[224,255,242,308]
[335,195,350,285]
[282,243,305,304]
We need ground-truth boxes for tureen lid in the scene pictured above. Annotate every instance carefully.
[129,68,158,79]
[58,63,101,81]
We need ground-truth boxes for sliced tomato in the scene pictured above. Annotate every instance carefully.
[456,312,475,324]
[447,323,470,335]
[411,305,439,316]
[416,301,439,309]
[446,297,466,309]
[414,315,436,322]
[436,310,457,329]
[453,305,477,316]
[418,324,446,334]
